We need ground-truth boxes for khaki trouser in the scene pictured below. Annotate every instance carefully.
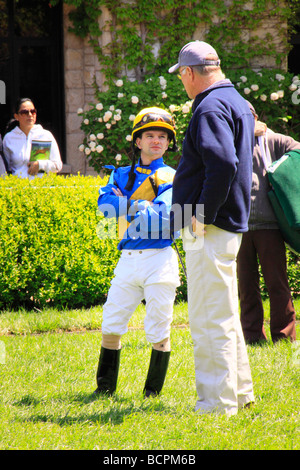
[183,224,255,416]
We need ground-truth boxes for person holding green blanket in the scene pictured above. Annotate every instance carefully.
[237,102,300,344]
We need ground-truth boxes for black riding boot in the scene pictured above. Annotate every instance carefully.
[143,349,171,397]
[94,347,121,395]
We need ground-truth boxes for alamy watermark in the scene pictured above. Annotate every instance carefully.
[96,202,205,245]
[0,341,5,364]
[291,80,300,105]
[292,341,300,367]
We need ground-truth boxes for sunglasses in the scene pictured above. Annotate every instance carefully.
[18,108,37,116]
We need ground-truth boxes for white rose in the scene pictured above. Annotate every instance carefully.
[77,108,83,115]
[103,111,113,122]
[109,105,115,111]
[244,88,251,95]
[126,135,132,142]
[131,96,139,104]
[169,105,176,113]
[88,141,96,149]
[89,134,96,140]
[116,79,123,87]
[129,114,136,121]
[115,154,122,161]
[270,92,279,101]
[240,76,247,82]
[275,74,285,81]
[277,90,284,98]
[83,119,89,125]
[289,83,297,91]
[182,104,190,114]
[97,133,104,139]
[106,123,111,129]
[159,76,167,90]
[84,147,91,155]
[117,93,124,98]
[114,114,121,121]
[260,94,267,101]
[78,144,85,152]
[251,84,259,91]
[96,145,104,153]
[162,92,167,99]
[96,103,103,111]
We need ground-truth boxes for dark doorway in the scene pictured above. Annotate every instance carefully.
[0,0,65,160]
[288,27,300,75]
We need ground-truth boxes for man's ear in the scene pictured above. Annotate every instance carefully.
[186,66,194,79]
[135,137,142,149]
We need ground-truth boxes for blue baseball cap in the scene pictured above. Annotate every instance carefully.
[168,41,220,73]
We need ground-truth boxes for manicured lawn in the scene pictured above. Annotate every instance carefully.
[0,301,299,450]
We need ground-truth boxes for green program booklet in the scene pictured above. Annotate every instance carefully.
[30,140,51,161]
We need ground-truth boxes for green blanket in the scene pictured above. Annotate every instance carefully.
[267,149,300,229]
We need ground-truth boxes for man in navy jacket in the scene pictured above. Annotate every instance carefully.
[169,41,255,416]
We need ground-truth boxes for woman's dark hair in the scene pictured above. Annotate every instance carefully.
[14,97,34,114]
[4,97,35,135]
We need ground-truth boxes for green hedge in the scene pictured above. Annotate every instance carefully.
[0,174,187,310]
[0,174,115,309]
[0,174,298,310]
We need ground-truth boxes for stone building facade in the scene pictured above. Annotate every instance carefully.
[62,3,291,176]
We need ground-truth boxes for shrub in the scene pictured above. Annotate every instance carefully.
[227,68,300,141]
[0,174,298,310]
[78,74,192,172]
[0,174,116,309]
[0,173,187,310]
[78,68,300,174]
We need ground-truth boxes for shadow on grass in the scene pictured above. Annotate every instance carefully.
[13,391,174,427]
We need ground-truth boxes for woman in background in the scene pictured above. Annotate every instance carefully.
[3,98,62,179]
[0,134,8,175]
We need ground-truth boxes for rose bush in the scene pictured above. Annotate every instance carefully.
[78,68,300,173]
[229,68,300,139]
[78,74,192,172]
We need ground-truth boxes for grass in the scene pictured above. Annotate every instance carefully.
[0,300,299,450]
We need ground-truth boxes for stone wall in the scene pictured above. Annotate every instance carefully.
[63,5,101,176]
[62,3,288,176]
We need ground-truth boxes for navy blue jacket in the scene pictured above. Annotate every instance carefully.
[172,80,254,233]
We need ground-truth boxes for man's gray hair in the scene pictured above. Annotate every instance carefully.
[192,62,222,76]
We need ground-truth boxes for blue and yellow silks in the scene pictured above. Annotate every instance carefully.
[98,158,177,250]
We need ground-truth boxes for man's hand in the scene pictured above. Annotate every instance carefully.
[192,215,206,236]
[112,187,123,197]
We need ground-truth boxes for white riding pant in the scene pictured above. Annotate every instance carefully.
[183,224,255,417]
[102,247,180,344]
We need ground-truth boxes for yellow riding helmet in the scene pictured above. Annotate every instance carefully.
[125,107,178,191]
[131,107,176,143]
